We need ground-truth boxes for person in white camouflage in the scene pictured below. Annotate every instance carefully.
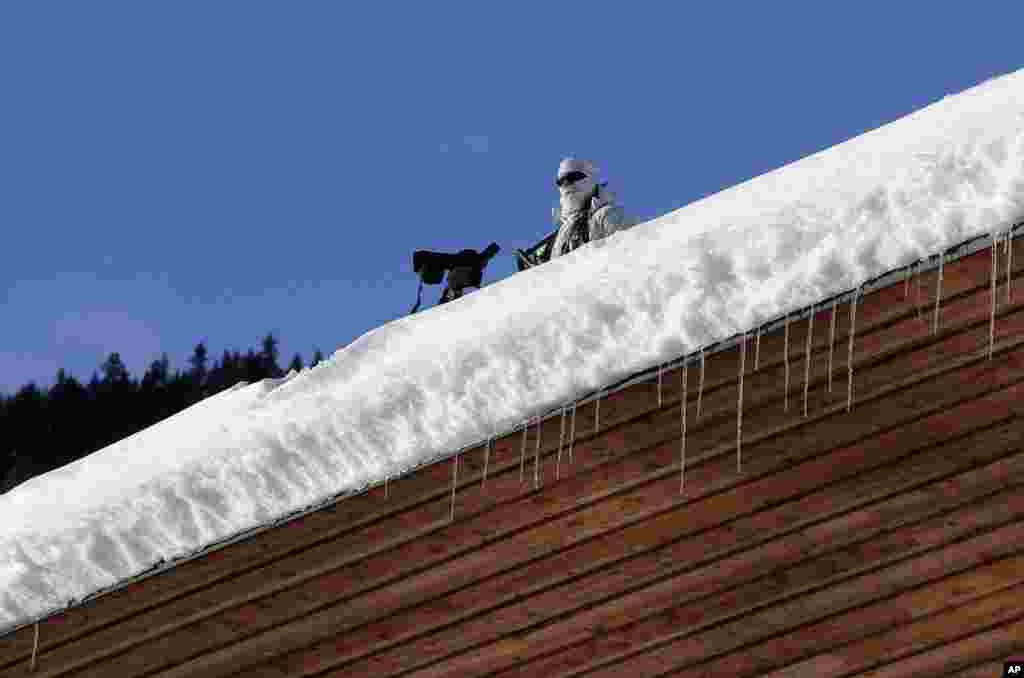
[551,158,632,259]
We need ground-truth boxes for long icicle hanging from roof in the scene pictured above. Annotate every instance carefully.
[904,263,911,300]
[755,325,762,372]
[847,286,861,412]
[568,400,578,464]
[595,389,602,432]
[384,474,389,499]
[1003,231,1011,305]
[556,404,566,480]
[990,229,999,360]
[828,299,837,394]
[519,419,528,483]
[783,313,791,413]
[737,332,746,473]
[481,437,492,490]
[680,358,688,494]
[449,452,459,522]
[31,623,39,673]
[533,413,542,489]
[696,348,705,419]
[921,261,929,323]
[932,251,945,335]
[657,363,663,408]
[804,306,814,418]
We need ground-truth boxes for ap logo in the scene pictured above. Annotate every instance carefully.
[1005,662,1022,677]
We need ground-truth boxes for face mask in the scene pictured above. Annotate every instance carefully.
[558,173,596,212]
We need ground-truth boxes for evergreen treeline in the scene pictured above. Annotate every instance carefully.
[0,333,326,494]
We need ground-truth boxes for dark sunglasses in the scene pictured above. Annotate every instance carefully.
[556,171,588,187]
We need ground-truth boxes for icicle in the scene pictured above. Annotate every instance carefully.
[31,622,39,673]
[519,420,528,483]
[680,360,688,494]
[450,453,459,522]
[803,307,814,418]
[990,230,999,361]
[533,414,542,489]
[783,314,790,412]
[481,437,492,490]
[657,363,664,408]
[737,333,746,473]
[847,288,860,412]
[384,475,389,499]
[921,261,929,323]
[595,389,602,431]
[828,299,837,394]
[754,326,762,371]
[1008,230,1014,305]
[904,265,911,300]
[568,401,578,464]
[556,405,567,480]
[696,349,705,419]
[932,252,944,335]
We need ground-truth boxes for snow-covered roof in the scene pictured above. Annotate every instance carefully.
[3,68,1024,636]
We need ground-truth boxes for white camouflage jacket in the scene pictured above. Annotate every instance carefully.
[550,183,632,259]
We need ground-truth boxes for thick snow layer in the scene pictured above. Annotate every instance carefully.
[3,69,1024,634]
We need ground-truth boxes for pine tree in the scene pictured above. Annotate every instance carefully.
[261,333,283,378]
[100,353,130,386]
[288,353,304,374]
[141,354,170,392]
[189,343,209,385]
[98,353,138,447]
[140,354,172,426]
[311,349,324,367]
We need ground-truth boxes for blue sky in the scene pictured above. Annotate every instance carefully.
[2,2,1022,395]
